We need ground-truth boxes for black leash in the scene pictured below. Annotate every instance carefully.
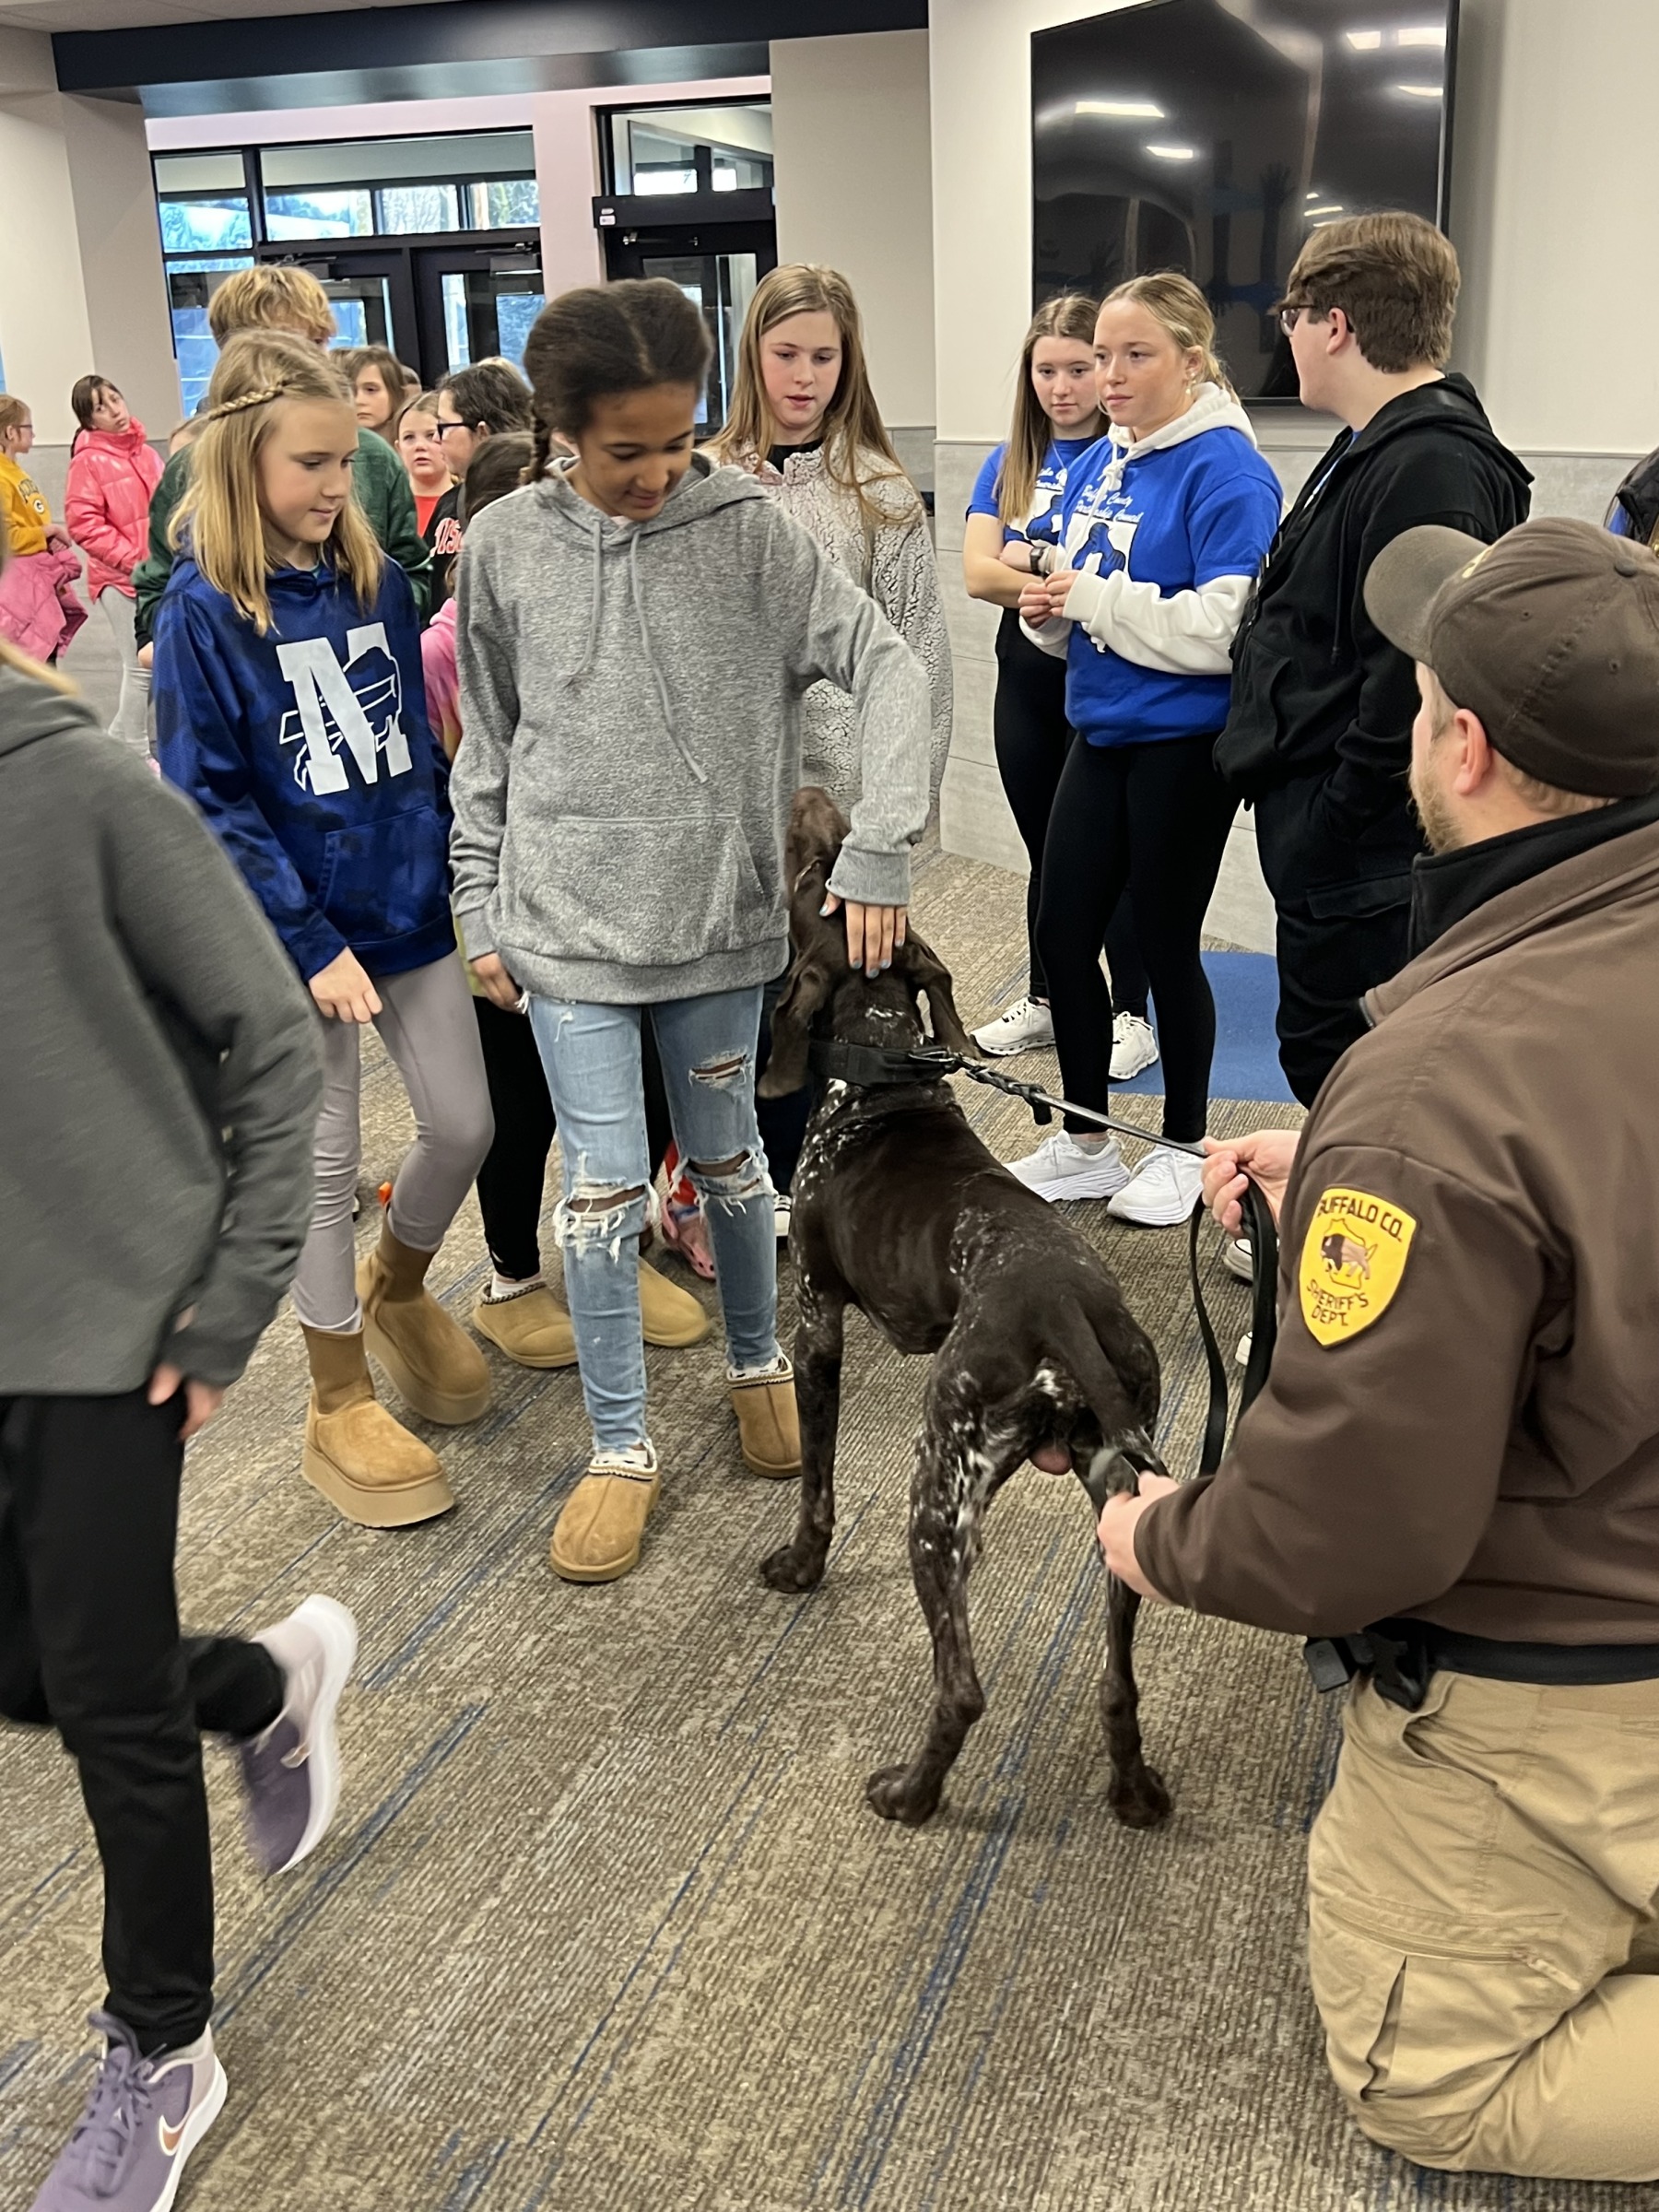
[806,1039,1280,1477]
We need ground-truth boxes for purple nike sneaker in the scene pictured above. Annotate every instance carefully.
[235,1594,358,1877]
[29,2012,226,2212]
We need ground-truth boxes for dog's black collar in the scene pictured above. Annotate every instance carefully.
[807,1039,959,1088]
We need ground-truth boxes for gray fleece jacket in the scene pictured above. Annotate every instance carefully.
[450,454,932,1005]
[0,665,321,1393]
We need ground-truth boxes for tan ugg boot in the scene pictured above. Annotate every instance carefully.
[548,1446,661,1583]
[357,1222,491,1425]
[473,1283,577,1369]
[729,1357,802,1477]
[637,1261,711,1348]
[300,1324,454,1528]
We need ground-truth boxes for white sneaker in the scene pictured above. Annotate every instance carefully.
[1222,1233,1254,1281]
[1110,1012,1159,1080]
[1107,1147,1206,1227]
[1006,1130,1130,1201]
[1236,1331,1252,1367]
[774,1192,793,1241]
[972,995,1055,1056]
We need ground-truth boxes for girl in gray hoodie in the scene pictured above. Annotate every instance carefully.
[449,279,932,1587]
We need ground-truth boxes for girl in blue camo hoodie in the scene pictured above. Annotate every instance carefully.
[154,331,493,1531]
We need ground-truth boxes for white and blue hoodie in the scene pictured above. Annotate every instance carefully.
[1024,383,1283,745]
[155,558,454,982]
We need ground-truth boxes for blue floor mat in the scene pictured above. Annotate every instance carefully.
[1116,950,1295,1104]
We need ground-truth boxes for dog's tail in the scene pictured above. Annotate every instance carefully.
[1049,1299,1163,1471]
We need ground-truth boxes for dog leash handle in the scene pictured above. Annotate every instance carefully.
[1188,1179,1279,1478]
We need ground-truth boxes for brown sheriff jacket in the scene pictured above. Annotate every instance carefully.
[1138,812,1659,1642]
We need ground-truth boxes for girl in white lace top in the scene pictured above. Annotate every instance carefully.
[708,265,951,807]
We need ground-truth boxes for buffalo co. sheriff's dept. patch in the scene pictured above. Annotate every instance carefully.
[1299,1187,1418,1347]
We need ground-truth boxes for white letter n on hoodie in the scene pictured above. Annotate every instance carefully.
[276,626,413,794]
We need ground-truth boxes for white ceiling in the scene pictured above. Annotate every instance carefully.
[0,0,451,29]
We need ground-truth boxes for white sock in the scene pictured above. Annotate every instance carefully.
[1069,1132,1109,1151]
[487,1269,543,1301]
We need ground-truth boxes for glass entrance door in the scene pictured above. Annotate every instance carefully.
[414,246,546,378]
[297,253,417,358]
[602,221,775,429]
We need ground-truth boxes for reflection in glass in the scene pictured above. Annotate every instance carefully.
[1030,0,1454,400]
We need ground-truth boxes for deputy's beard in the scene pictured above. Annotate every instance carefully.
[1410,763,1463,853]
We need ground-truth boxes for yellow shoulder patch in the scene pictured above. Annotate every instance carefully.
[1298,1186,1418,1348]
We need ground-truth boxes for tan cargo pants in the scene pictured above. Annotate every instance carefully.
[1307,1668,1659,2181]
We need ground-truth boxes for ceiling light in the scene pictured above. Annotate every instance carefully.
[1145,143,1196,160]
[1076,98,1166,119]
[1345,28,1382,49]
[1397,24,1447,43]
[1393,82,1442,96]
[1305,204,1344,216]
[1306,189,1322,198]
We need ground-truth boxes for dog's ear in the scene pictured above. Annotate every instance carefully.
[759,956,833,1096]
[899,931,976,1057]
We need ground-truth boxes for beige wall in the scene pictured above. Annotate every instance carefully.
[771,29,935,429]
[60,94,180,439]
[1449,0,1659,453]
[0,29,96,444]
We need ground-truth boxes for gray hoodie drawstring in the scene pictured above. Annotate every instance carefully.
[628,528,708,786]
[561,524,606,691]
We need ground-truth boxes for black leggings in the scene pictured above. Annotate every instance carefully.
[1035,730,1237,1143]
[472,997,674,1279]
[993,609,1146,1011]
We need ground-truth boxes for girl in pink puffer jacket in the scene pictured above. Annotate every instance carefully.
[65,375,163,754]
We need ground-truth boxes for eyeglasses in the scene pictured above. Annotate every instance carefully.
[434,419,472,440]
[1277,305,1311,337]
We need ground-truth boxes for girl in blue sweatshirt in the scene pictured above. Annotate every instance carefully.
[960,292,1153,1076]
[1012,274,1282,1226]
[154,332,493,1531]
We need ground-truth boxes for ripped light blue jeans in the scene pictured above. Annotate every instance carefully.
[528,987,779,1453]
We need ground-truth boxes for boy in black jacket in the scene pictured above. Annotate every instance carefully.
[0,635,357,2212]
[1217,213,1530,1104]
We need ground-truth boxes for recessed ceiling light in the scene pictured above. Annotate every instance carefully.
[1306,189,1322,198]
[1345,29,1382,49]
[1397,24,1447,43]
[1393,82,1442,96]
[1145,143,1196,160]
[1076,98,1166,119]
[1305,204,1344,216]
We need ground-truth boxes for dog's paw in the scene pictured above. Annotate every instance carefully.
[1109,1762,1172,1830]
[760,1543,826,1594]
[865,1762,941,1827]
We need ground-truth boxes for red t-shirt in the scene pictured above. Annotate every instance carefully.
[414,490,443,535]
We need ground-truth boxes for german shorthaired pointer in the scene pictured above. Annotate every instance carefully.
[758,788,1172,1830]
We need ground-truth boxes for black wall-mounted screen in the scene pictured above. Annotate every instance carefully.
[1032,0,1458,399]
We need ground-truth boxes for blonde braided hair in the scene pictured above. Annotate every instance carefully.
[172,332,382,633]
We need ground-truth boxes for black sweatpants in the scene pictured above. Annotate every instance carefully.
[472,997,676,1278]
[0,1390,284,2053]
[1036,730,1237,1143]
[993,608,1147,1010]
[1252,773,1417,1108]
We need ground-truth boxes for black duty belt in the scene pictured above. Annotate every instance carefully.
[1308,1616,1659,1712]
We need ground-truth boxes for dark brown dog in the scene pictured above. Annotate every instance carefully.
[758,788,1172,1830]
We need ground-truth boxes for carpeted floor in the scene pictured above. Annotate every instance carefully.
[3,839,1651,2212]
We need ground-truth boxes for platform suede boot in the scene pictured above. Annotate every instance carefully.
[300,1325,455,1528]
[357,1221,492,1424]
[728,1356,802,1477]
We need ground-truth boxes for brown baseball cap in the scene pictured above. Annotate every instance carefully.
[1363,515,1659,797]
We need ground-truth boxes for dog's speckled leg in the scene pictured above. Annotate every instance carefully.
[866,1397,1000,1826]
